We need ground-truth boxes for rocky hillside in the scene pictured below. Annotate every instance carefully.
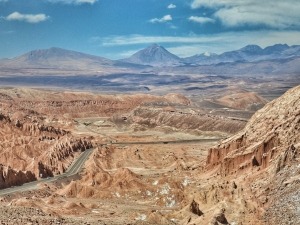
[205,85,300,224]
[123,106,245,135]
[0,165,36,189]
[0,95,93,189]
[207,85,300,175]
[214,91,267,111]
[0,88,190,119]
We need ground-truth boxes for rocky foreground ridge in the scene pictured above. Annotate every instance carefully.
[207,85,300,176]
[204,85,300,224]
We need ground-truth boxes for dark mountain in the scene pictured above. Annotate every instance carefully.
[239,44,263,53]
[121,44,181,66]
[263,44,289,54]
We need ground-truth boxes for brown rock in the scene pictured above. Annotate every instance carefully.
[189,200,203,216]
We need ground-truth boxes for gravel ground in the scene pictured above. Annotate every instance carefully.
[0,205,104,225]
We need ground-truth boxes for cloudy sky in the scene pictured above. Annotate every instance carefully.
[0,0,300,59]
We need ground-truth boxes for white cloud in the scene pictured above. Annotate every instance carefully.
[167,45,207,57]
[191,0,225,9]
[188,16,215,24]
[101,34,222,46]
[6,12,49,23]
[190,0,300,29]
[149,15,172,23]
[47,0,98,4]
[167,4,176,9]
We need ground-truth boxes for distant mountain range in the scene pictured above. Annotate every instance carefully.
[183,44,300,65]
[121,43,300,66]
[0,44,299,76]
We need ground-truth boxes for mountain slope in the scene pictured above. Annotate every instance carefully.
[2,47,114,69]
[122,44,181,66]
[0,47,147,75]
[206,85,300,224]
[207,85,300,174]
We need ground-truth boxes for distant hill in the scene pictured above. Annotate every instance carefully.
[121,44,181,66]
[0,47,148,75]
[2,47,114,69]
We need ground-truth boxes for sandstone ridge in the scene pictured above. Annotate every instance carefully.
[207,85,300,176]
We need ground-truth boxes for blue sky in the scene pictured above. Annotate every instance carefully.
[0,0,300,59]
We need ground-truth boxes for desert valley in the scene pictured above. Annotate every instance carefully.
[0,41,299,225]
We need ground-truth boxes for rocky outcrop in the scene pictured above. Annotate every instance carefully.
[36,137,92,177]
[0,164,36,189]
[189,200,203,216]
[211,208,229,224]
[0,107,93,188]
[21,122,68,136]
[207,85,300,176]
[58,147,146,198]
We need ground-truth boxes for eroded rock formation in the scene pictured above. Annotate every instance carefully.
[126,106,245,135]
[0,103,92,189]
[0,88,190,118]
[207,85,300,176]
[0,165,36,189]
[205,85,300,224]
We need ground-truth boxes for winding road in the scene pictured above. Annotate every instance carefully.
[0,137,222,196]
[0,148,94,196]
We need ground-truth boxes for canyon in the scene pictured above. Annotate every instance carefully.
[0,84,298,224]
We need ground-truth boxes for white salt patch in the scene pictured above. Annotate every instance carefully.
[135,214,147,221]
[160,184,171,195]
[152,180,159,186]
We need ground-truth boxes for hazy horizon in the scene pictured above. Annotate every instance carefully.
[1,42,298,61]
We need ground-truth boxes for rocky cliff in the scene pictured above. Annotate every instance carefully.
[203,85,300,224]
[206,85,300,176]
[0,165,36,189]
[0,108,92,189]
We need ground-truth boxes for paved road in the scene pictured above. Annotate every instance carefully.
[110,138,222,145]
[0,148,94,196]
